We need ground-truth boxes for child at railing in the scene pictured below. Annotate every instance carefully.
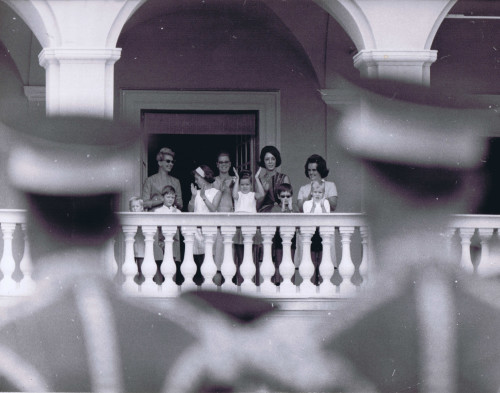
[303,180,330,213]
[188,165,222,285]
[128,196,145,284]
[270,183,298,285]
[302,180,330,285]
[232,168,265,284]
[154,185,182,283]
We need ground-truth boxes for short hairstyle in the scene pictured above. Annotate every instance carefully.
[304,154,330,178]
[259,145,282,168]
[161,185,176,196]
[239,169,252,181]
[311,180,325,192]
[192,164,216,184]
[276,183,293,198]
[216,151,231,162]
[128,196,143,208]
[156,147,175,162]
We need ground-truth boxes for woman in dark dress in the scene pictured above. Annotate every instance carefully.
[257,146,290,212]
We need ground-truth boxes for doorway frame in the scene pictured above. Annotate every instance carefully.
[120,90,281,198]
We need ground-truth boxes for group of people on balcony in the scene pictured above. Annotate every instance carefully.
[135,145,338,214]
[128,145,339,285]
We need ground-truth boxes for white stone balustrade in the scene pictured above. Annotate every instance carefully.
[9,210,500,298]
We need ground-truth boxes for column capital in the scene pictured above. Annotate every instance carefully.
[39,48,122,68]
[353,49,437,85]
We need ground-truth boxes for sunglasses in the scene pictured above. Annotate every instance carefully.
[218,161,230,164]
[162,159,174,164]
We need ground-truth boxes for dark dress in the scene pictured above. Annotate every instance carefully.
[257,172,288,212]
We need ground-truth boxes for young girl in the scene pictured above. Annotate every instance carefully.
[302,180,331,213]
[232,167,265,212]
[232,168,265,284]
[188,165,222,285]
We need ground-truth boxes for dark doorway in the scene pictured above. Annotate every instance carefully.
[143,110,258,211]
[148,134,242,210]
[477,138,500,214]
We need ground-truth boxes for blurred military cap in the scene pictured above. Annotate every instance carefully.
[337,81,498,169]
[5,116,141,196]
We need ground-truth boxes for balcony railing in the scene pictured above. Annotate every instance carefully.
[0,209,498,299]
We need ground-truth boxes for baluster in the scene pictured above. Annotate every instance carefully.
[160,226,179,295]
[318,226,335,294]
[105,236,117,279]
[0,223,17,295]
[200,227,218,290]
[19,224,35,294]
[141,225,160,294]
[458,228,475,274]
[298,226,317,295]
[180,226,198,291]
[477,228,494,276]
[443,228,457,264]
[338,226,356,296]
[239,226,257,292]
[359,226,369,289]
[259,226,277,294]
[220,226,237,292]
[279,227,297,294]
[121,226,139,293]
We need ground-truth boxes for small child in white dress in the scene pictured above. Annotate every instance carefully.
[302,180,330,213]
[232,168,265,284]
[302,180,330,285]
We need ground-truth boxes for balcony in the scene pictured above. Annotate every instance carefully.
[0,210,498,308]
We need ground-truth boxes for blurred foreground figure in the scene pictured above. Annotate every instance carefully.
[322,83,500,393]
[0,116,365,393]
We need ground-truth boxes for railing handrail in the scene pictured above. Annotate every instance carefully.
[117,212,369,227]
[448,214,500,228]
[0,209,27,224]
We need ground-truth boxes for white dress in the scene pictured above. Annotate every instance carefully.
[234,191,256,213]
[234,192,257,244]
[193,188,219,254]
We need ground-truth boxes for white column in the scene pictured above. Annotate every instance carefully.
[239,226,257,292]
[477,228,494,277]
[338,226,357,296]
[0,223,17,295]
[220,226,237,292]
[3,0,146,118]
[200,227,218,290]
[39,48,121,117]
[318,227,335,294]
[458,228,475,274]
[141,225,159,295]
[278,227,297,294]
[259,227,277,294]
[353,50,437,85]
[359,226,369,288]
[315,0,456,86]
[160,226,179,296]
[122,226,139,294]
[180,226,198,291]
[298,226,317,295]
[19,224,35,294]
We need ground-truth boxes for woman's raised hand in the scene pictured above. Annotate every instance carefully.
[200,183,207,199]
[191,183,197,197]
[255,167,262,179]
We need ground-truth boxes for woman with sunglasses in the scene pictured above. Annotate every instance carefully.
[142,147,183,211]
